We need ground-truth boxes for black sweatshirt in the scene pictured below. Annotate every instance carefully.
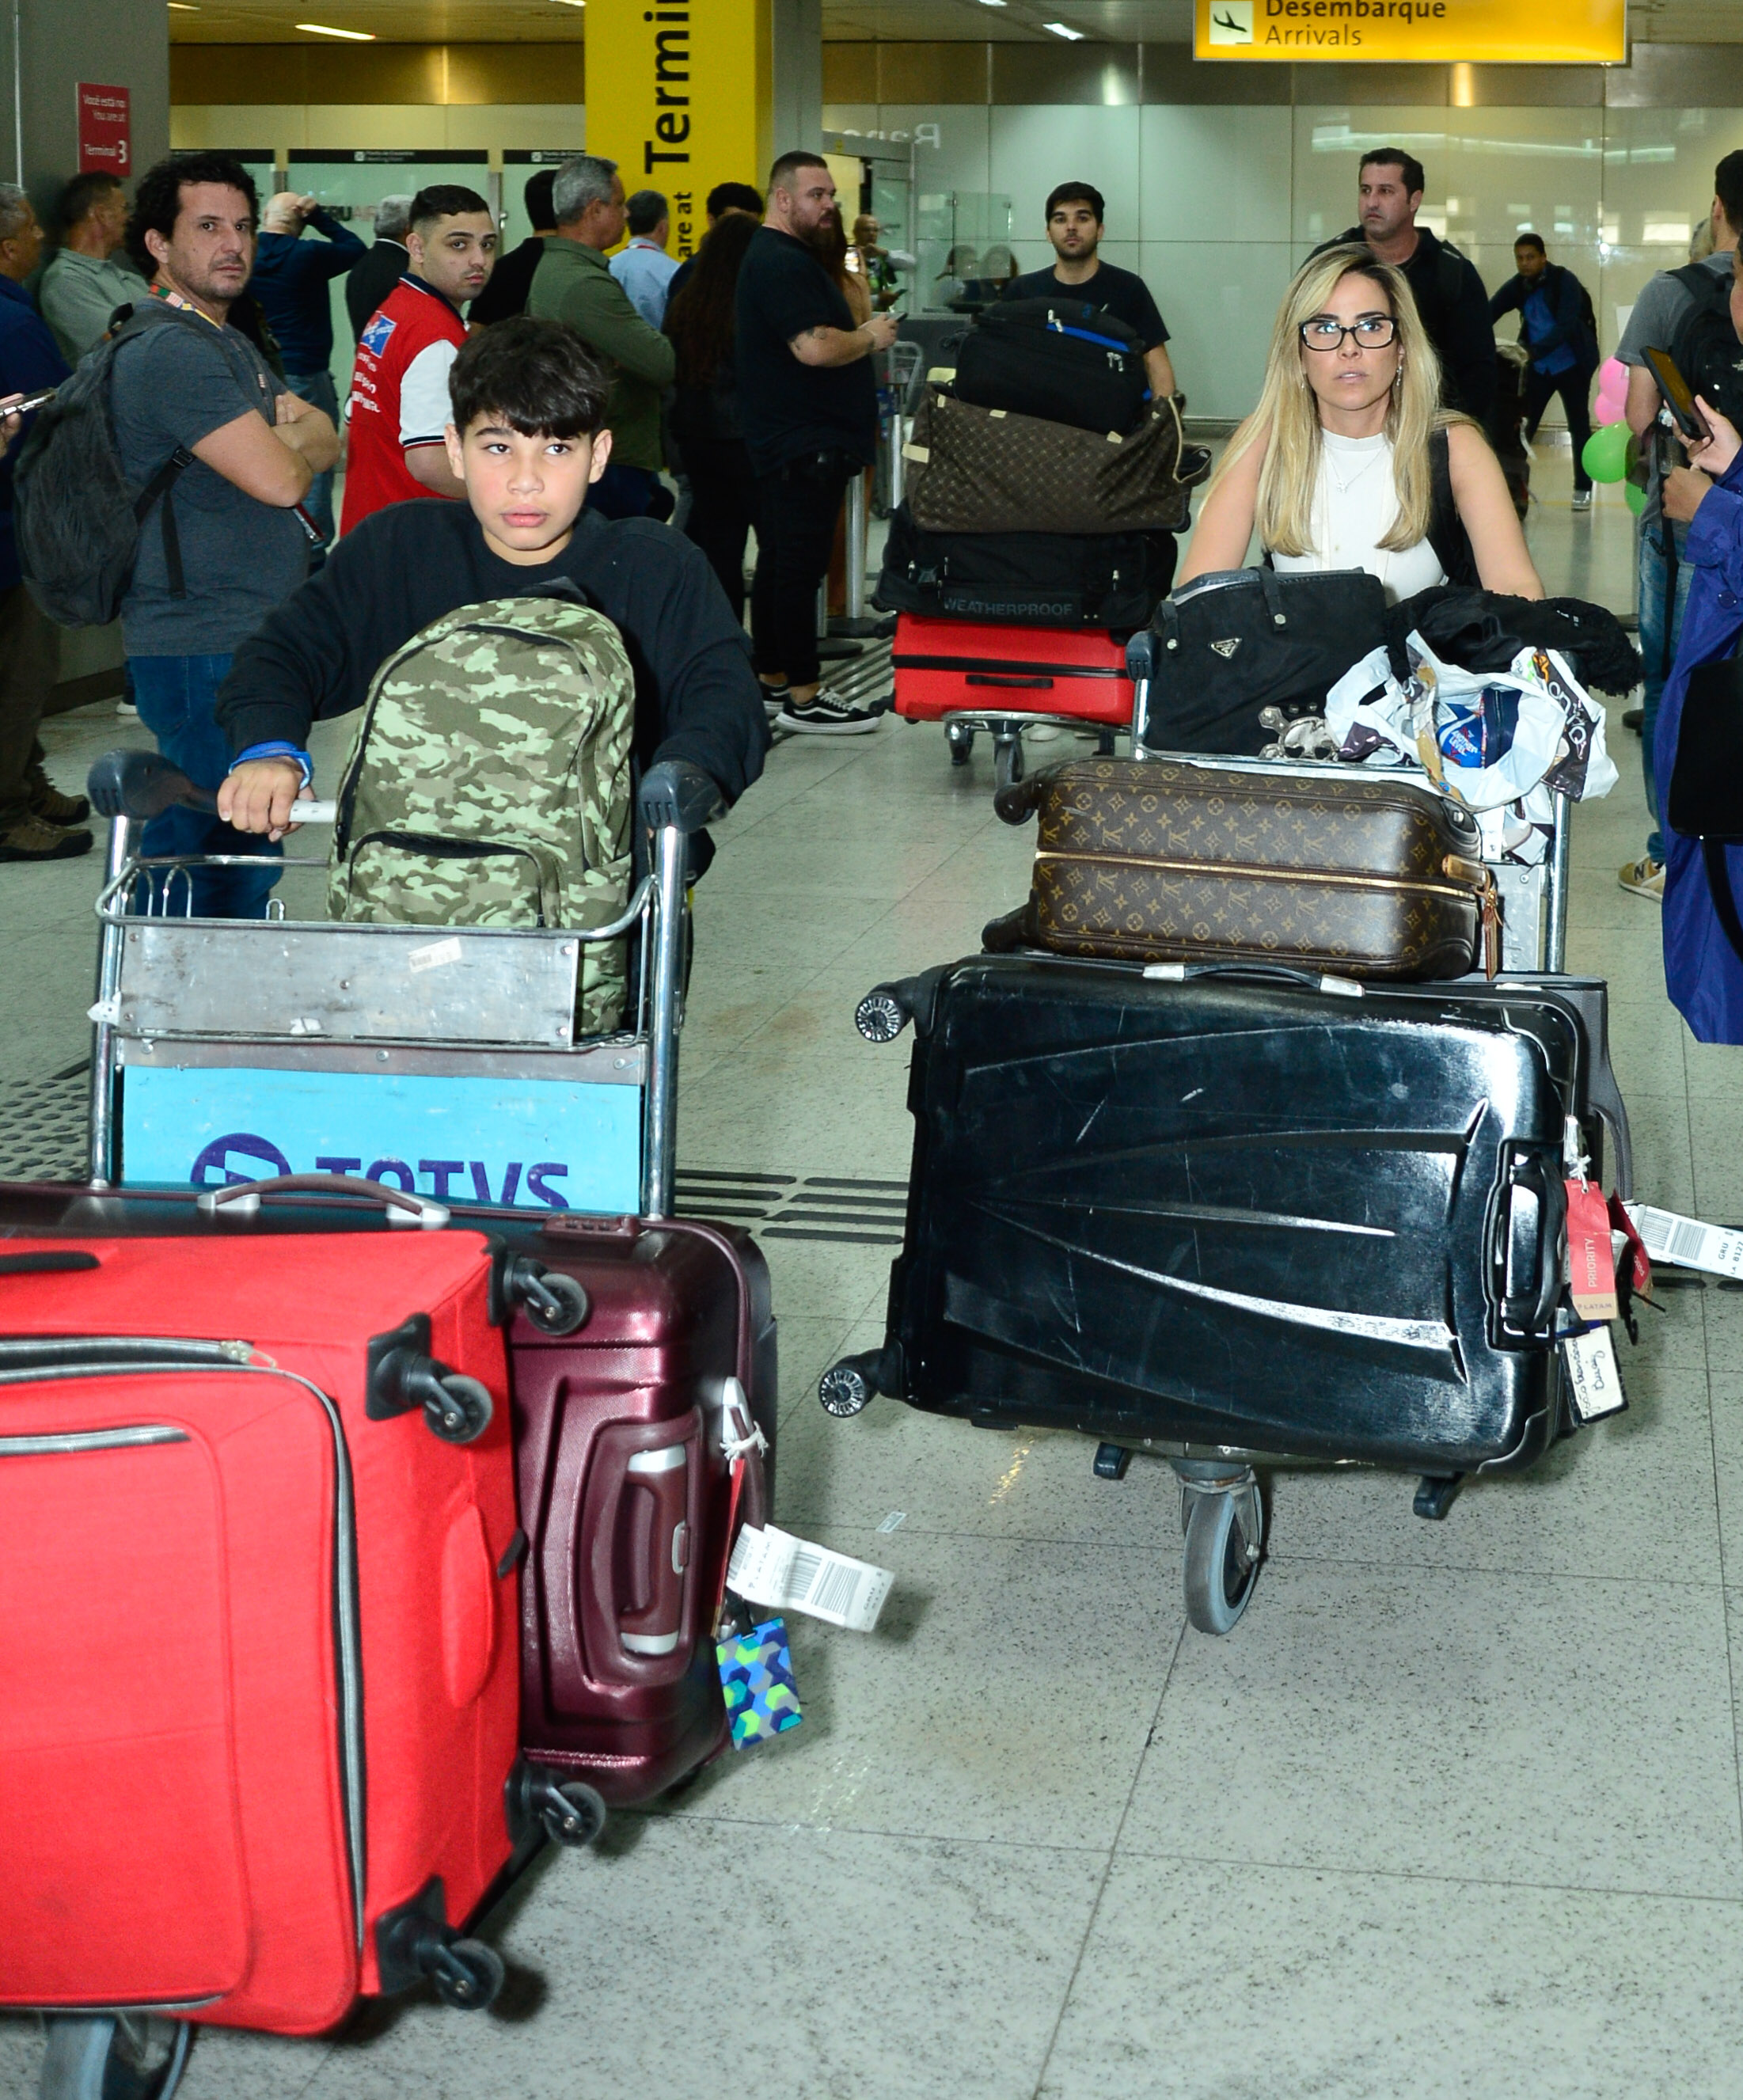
[215,499,770,872]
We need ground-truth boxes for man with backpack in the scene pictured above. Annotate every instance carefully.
[214,319,766,932]
[1320,149,1495,423]
[36,151,338,913]
[1489,233,1599,511]
[1615,150,1743,902]
[1001,181,1176,406]
[0,184,91,863]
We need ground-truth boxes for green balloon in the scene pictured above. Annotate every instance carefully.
[1582,420,1631,484]
[1625,479,1646,515]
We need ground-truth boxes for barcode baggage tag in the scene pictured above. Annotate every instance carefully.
[1565,1178,1619,1321]
[1560,1323,1628,1424]
[727,1524,894,1634]
[716,1618,803,1749]
[1625,1205,1743,1281]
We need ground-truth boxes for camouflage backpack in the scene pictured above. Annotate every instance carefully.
[328,591,636,1035]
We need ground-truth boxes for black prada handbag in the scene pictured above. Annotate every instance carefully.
[1137,565,1388,757]
[1668,653,1743,963]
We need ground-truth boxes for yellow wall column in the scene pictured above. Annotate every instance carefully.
[583,0,776,264]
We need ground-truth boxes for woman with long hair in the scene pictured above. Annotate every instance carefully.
[664,210,759,619]
[1180,243,1541,601]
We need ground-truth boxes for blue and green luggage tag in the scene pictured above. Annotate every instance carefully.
[716,1618,803,1749]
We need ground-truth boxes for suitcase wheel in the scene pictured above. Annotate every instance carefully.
[377,1880,506,2012]
[495,1253,591,1338]
[1179,1472,1264,1637]
[420,1372,494,1445]
[993,734,1025,792]
[367,1316,496,1445]
[507,1760,609,1851]
[818,1345,902,1417]
[947,722,974,766]
[38,2015,191,2100]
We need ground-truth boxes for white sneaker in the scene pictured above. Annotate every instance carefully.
[1027,724,1062,743]
[116,697,138,718]
[1570,489,1593,511]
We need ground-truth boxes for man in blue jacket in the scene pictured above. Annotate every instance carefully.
[250,189,365,548]
[0,184,90,863]
[1490,234,1599,510]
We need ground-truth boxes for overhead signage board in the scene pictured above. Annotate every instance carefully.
[76,84,130,175]
[1194,0,1626,64]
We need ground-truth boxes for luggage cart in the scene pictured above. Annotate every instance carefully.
[82,750,716,1217]
[821,636,1631,1638]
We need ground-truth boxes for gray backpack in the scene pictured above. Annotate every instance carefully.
[13,302,200,628]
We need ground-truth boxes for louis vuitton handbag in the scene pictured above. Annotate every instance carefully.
[985,754,1498,982]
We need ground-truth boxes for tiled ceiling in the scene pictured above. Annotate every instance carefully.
[162,0,1743,40]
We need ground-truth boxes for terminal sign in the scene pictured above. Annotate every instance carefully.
[1195,0,1625,64]
[76,84,130,174]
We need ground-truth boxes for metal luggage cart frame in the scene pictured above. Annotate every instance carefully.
[84,753,706,1220]
[940,708,1121,792]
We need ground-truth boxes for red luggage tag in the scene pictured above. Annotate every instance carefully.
[1565,1175,1618,1323]
[714,1380,767,1636]
[1607,1193,1653,1301]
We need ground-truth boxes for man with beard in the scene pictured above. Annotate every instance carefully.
[1002,180,1176,405]
[1319,148,1495,423]
[735,151,897,734]
[108,151,339,915]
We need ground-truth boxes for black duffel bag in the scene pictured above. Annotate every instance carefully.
[953,298,1149,437]
[874,503,1175,630]
[1131,566,1388,756]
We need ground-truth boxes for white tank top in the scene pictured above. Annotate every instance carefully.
[1270,429,1447,606]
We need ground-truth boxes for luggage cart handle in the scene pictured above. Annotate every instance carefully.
[86,749,334,826]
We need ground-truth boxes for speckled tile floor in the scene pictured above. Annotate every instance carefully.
[6,454,1742,2100]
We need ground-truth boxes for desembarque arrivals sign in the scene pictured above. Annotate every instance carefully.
[1194,0,1625,63]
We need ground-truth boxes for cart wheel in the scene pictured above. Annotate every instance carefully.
[1096,730,1116,757]
[39,2015,192,2100]
[947,723,974,767]
[424,1373,494,1445]
[1182,1491,1261,1635]
[993,737,1024,792]
[428,1938,506,2012]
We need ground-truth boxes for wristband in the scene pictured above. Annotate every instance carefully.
[231,741,313,787]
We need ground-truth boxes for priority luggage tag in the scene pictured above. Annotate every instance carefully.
[1564,1175,1619,1323]
[716,1619,803,1749]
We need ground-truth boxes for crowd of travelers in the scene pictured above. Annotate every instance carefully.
[1,136,1740,1028]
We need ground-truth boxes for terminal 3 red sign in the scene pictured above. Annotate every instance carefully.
[76,84,131,176]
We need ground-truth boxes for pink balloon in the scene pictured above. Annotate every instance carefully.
[1597,356,1628,401]
[1594,393,1624,426]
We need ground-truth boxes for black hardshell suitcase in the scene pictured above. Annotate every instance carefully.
[821,955,1632,1631]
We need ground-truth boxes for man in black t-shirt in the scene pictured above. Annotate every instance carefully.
[1003,180,1176,404]
[734,151,898,735]
[469,169,558,327]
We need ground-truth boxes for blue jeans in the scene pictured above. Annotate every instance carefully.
[1638,515,1694,867]
[286,368,339,550]
[128,653,282,919]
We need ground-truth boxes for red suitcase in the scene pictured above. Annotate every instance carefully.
[891,612,1136,727]
[0,1198,570,2035]
[505,1213,777,1805]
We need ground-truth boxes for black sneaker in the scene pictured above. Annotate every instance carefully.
[777,685,886,736]
[759,682,790,722]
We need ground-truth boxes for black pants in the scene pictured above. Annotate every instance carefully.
[1522,361,1597,492]
[750,450,858,689]
[683,435,756,624]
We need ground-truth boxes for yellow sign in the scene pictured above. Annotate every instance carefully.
[1195,0,1625,64]
[583,0,773,264]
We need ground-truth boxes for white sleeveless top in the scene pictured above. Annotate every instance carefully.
[1270,429,1447,606]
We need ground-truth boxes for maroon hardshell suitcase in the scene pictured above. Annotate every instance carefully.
[507,1213,777,1806]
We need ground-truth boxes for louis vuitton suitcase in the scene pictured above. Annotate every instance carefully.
[984,753,1497,982]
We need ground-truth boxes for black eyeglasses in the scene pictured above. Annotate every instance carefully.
[1300,315,1399,351]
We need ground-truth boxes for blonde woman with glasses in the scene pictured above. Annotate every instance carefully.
[1180,243,1541,602]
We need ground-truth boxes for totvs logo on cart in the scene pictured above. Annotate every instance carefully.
[188,1133,577,1206]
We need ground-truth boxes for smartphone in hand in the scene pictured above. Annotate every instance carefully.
[1644,347,1712,445]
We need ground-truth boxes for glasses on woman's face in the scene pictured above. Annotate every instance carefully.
[1299,313,1399,351]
